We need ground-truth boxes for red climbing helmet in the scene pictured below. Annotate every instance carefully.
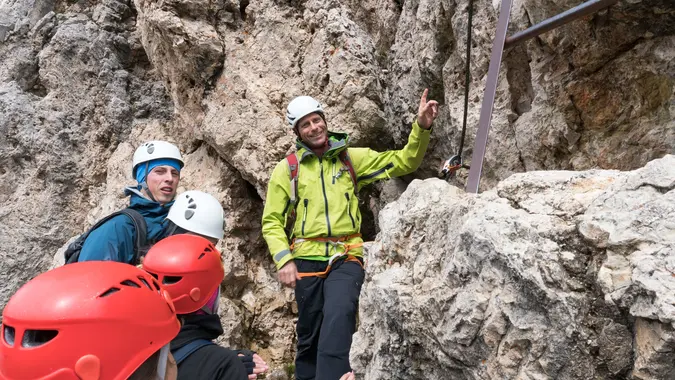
[0,261,180,380]
[142,234,225,314]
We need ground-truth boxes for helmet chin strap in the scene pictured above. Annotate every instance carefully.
[140,162,158,203]
[141,182,158,203]
[155,344,170,380]
[199,288,220,315]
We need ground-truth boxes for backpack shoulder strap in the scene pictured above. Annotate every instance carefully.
[118,208,148,264]
[284,153,300,239]
[64,210,129,264]
[171,339,215,365]
[65,208,149,265]
[339,150,358,192]
[286,153,300,204]
[83,211,127,239]
[77,209,132,246]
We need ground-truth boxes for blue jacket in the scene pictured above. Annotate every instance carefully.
[77,187,173,264]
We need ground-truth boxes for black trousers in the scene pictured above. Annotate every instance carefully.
[294,258,365,380]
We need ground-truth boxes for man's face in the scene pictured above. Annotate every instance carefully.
[296,113,328,149]
[145,165,180,204]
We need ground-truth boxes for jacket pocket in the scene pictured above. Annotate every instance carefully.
[345,193,356,228]
[301,199,309,235]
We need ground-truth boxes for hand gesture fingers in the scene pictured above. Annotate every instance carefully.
[417,88,439,129]
[419,88,429,110]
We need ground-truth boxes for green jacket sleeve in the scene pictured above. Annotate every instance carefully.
[261,160,294,270]
[350,120,431,188]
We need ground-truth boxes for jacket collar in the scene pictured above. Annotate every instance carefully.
[295,131,350,162]
[124,186,174,213]
[172,314,223,349]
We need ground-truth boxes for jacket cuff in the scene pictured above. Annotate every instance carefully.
[412,119,433,135]
[273,249,293,269]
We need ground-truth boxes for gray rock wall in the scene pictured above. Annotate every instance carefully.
[352,156,675,379]
[0,0,174,314]
[1,0,673,374]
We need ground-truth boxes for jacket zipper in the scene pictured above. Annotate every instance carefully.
[282,199,291,216]
[301,199,308,235]
[332,158,337,184]
[345,193,355,228]
[358,162,394,181]
[319,159,332,236]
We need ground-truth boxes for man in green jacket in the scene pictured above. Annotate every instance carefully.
[262,90,438,380]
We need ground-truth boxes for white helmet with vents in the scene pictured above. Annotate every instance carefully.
[286,96,324,130]
[167,190,225,240]
[131,141,184,179]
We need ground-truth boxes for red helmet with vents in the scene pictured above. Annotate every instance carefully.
[142,234,224,314]
[0,261,180,380]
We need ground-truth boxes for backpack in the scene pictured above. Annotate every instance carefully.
[284,150,357,236]
[64,208,148,265]
[171,339,215,365]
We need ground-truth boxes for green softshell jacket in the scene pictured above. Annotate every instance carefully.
[262,121,431,269]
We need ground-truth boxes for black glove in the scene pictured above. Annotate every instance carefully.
[236,349,256,375]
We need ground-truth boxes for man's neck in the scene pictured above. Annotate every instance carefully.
[304,139,330,157]
[139,187,165,205]
[312,145,330,157]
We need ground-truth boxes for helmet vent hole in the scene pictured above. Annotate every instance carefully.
[163,276,183,285]
[148,272,159,280]
[138,277,152,290]
[99,287,120,298]
[151,279,161,291]
[198,252,206,260]
[120,280,140,288]
[3,325,15,347]
[22,330,58,348]
[204,247,213,252]
[184,210,195,220]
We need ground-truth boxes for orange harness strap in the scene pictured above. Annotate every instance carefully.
[297,255,363,279]
[293,233,364,279]
[290,233,362,250]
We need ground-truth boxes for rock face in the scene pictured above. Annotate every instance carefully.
[133,0,675,193]
[1,0,674,373]
[352,155,675,379]
[0,0,175,314]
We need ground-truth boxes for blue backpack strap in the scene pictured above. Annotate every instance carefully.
[171,339,215,365]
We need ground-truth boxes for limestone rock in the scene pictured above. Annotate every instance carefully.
[1,0,674,372]
[47,132,297,364]
[0,0,173,312]
[352,155,675,379]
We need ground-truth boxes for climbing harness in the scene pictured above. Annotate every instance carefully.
[296,253,364,279]
[440,0,474,180]
[291,233,364,278]
[283,149,363,278]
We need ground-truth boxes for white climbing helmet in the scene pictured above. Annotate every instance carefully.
[286,96,324,130]
[167,190,225,240]
[132,141,184,179]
